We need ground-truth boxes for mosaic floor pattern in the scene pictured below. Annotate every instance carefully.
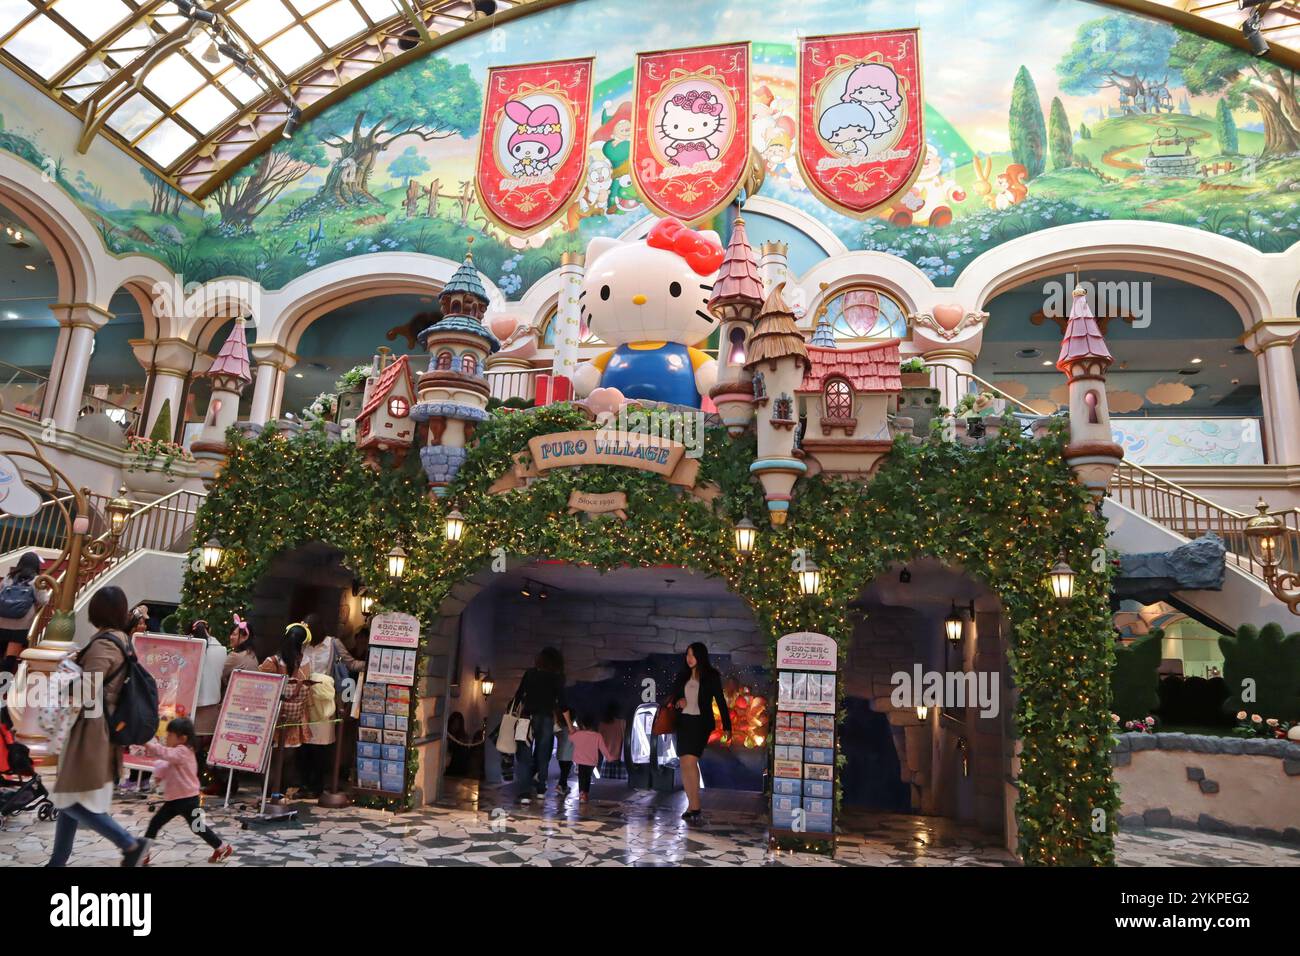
[2,777,1296,867]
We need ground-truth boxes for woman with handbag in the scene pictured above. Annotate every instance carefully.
[667,642,731,824]
[259,623,313,797]
[299,616,363,797]
[47,586,151,867]
[508,647,569,805]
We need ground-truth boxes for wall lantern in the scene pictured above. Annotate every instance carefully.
[1047,553,1076,602]
[445,509,466,544]
[387,544,408,581]
[106,486,132,539]
[944,602,964,644]
[1244,498,1300,613]
[476,667,495,697]
[915,704,929,721]
[359,593,374,615]
[797,560,822,597]
[200,538,225,571]
[733,518,757,555]
[1245,498,1284,568]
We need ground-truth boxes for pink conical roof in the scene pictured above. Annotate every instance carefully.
[708,216,764,317]
[1056,287,1111,372]
[207,319,252,385]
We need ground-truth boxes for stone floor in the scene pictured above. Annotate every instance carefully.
[1,777,1296,867]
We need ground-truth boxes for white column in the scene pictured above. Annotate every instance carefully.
[922,347,976,416]
[1243,321,1300,465]
[248,343,296,425]
[552,251,584,381]
[49,303,111,432]
[130,337,206,439]
[39,323,71,421]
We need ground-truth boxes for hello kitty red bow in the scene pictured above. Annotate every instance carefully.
[647,218,724,276]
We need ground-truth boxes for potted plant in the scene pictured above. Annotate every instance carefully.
[124,400,194,494]
[334,364,370,423]
[899,357,931,388]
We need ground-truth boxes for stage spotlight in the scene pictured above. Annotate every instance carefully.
[1244,10,1269,56]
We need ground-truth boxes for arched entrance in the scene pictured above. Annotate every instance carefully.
[428,559,771,816]
[842,559,1014,850]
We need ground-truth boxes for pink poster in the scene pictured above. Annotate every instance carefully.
[123,633,206,772]
[208,670,285,774]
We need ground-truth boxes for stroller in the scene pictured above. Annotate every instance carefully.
[0,723,57,827]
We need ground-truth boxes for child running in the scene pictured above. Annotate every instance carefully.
[569,713,617,802]
[134,717,234,864]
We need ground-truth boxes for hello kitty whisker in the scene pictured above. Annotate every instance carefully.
[694,310,715,324]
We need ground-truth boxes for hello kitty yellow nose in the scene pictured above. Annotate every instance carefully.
[632,294,647,305]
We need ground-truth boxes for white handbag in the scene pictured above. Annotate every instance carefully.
[496,701,524,754]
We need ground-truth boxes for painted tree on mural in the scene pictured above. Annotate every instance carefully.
[284,57,480,222]
[389,145,431,186]
[1171,33,1300,157]
[140,166,186,217]
[1048,96,1072,170]
[1216,98,1239,155]
[1009,66,1047,179]
[211,138,328,234]
[1056,15,1180,115]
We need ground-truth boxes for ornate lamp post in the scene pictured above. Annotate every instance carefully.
[1245,499,1300,614]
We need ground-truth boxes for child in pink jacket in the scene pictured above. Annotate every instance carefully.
[133,717,233,863]
[569,713,617,802]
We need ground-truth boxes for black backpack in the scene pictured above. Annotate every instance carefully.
[81,631,159,746]
[0,579,35,619]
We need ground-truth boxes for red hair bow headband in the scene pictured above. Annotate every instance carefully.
[646,218,724,276]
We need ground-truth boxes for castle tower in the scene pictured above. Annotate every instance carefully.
[191,318,253,486]
[411,248,501,496]
[744,282,809,526]
[759,240,789,295]
[1056,286,1123,504]
[707,216,765,436]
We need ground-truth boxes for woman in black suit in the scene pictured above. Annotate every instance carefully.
[668,642,731,823]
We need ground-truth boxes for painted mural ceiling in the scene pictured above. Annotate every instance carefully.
[0,0,1296,199]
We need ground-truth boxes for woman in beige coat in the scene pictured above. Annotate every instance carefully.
[48,586,150,867]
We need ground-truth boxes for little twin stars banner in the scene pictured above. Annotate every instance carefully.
[632,42,751,224]
[796,29,924,218]
[476,58,595,235]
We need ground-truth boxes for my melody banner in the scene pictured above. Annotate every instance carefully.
[632,42,751,223]
[796,29,924,218]
[475,58,594,234]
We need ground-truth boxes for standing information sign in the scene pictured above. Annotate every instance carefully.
[771,632,838,854]
[124,634,207,772]
[355,612,420,803]
[209,669,286,816]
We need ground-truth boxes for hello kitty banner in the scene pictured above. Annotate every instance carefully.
[796,29,924,218]
[475,58,594,235]
[632,42,751,224]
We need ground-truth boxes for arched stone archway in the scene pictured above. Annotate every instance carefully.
[952,220,1276,329]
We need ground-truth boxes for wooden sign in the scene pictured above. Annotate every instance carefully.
[567,490,628,519]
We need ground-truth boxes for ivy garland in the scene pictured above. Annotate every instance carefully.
[180,407,1117,865]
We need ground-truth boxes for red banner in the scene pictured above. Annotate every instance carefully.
[632,42,750,224]
[476,58,594,235]
[796,30,924,218]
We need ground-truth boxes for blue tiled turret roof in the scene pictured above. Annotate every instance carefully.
[442,254,489,305]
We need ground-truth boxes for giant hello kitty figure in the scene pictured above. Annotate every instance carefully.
[573,218,723,407]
